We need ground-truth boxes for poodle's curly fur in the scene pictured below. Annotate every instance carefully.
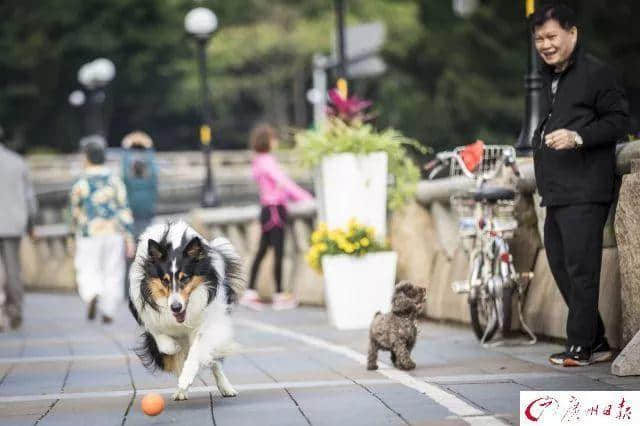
[367,281,426,371]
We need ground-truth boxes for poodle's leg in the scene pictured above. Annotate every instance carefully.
[392,342,416,370]
[367,339,379,370]
[212,360,238,397]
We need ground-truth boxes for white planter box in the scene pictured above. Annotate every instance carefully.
[322,251,397,330]
[315,152,388,238]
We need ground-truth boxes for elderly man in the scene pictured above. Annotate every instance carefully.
[531,4,629,366]
[0,131,38,330]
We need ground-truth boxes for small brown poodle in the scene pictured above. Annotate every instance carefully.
[367,281,426,371]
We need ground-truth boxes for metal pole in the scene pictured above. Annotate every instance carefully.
[335,0,347,80]
[515,0,541,156]
[87,89,105,137]
[197,38,219,208]
[312,55,328,129]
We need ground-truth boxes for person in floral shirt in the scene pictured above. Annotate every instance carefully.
[70,135,135,323]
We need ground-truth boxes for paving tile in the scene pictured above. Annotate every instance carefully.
[242,351,345,382]
[22,340,72,358]
[0,400,52,425]
[305,349,382,381]
[409,420,469,426]
[0,342,24,358]
[38,396,130,426]
[365,383,454,423]
[69,338,124,357]
[0,361,69,397]
[446,382,528,418]
[64,358,132,393]
[288,384,406,426]
[211,388,308,426]
[515,375,622,391]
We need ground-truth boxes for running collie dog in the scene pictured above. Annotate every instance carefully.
[129,221,244,401]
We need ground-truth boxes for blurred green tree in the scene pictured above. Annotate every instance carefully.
[0,0,636,153]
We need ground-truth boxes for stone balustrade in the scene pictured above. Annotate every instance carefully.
[29,150,313,224]
[20,224,75,291]
[22,201,324,305]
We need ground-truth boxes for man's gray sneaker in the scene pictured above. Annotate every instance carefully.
[592,340,613,363]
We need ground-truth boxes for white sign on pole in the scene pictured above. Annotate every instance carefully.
[332,21,387,78]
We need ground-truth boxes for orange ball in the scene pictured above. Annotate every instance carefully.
[141,392,165,416]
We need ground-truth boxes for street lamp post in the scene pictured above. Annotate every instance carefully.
[77,58,115,137]
[515,0,542,155]
[334,0,347,80]
[185,6,219,208]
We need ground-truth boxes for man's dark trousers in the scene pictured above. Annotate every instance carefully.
[544,203,610,349]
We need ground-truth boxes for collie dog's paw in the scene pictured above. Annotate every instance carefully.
[219,385,238,397]
[157,337,181,355]
[172,388,188,401]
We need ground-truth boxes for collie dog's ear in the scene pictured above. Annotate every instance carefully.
[148,239,166,262]
[183,236,204,259]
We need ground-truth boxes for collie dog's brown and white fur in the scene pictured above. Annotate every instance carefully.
[128,221,243,401]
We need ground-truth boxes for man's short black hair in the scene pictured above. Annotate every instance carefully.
[80,134,106,165]
[530,3,577,33]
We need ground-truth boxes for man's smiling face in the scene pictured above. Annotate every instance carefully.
[534,19,577,71]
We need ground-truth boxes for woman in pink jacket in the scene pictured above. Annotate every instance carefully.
[241,124,313,310]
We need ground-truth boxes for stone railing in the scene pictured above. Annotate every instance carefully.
[22,201,324,305]
[29,150,313,224]
[188,201,322,305]
[21,224,75,291]
[392,140,640,351]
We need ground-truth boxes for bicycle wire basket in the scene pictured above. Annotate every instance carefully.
[449,145,519,236]
[449,145,516,180]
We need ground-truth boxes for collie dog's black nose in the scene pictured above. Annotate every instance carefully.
[171,302,183,313]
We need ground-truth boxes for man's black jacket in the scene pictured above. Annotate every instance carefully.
[533,44,629,207]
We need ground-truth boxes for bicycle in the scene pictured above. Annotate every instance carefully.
[425,144,537,345]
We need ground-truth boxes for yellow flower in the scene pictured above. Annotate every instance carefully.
[345,245,354,254]
[354,243,360,250]
[311,230,323,244]
[360,237,370,247]
[318,243,328,252]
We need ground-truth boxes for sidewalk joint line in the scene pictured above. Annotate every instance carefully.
[305,351,410,425]
[283,387,312,425]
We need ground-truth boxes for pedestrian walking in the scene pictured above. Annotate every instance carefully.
[120,131,158,238]
[240,124,313,310]
[0,133,38,330]
[531,4,630,366]
[70,135,135,323]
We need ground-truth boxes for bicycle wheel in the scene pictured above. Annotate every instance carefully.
[469,293,498,342]
[494,256,513,337]
[468,253,498,342]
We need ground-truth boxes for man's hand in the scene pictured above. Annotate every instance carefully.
[545,129,578,150]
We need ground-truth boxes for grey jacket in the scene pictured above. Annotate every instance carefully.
[0,144,38,237]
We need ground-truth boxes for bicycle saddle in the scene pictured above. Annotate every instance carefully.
[473,186,516,202]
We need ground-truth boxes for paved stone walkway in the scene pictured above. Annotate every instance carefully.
[1,293,638,425]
